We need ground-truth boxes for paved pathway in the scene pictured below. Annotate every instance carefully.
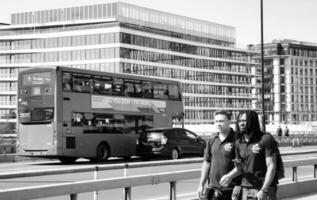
[280,145,317,153]
[283,193,317,200]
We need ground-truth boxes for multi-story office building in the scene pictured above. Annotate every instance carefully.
[250,39,317,124]
[0,2,258,133]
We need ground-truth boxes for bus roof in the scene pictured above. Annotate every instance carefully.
[21,66,182,85]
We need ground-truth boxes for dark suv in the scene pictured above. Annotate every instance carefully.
[137,128,206,159]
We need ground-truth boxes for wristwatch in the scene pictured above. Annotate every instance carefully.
[261,188,269,193]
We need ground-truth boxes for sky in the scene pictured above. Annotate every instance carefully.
[0,0,316,46]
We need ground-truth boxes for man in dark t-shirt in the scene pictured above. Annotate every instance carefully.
[197,110,239,200]
[220,110,278,200]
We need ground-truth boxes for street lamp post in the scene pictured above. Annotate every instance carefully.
[261,0,266,132]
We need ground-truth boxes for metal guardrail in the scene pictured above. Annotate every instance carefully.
[0,158,317,200]
[0,169,200,200]
[0,157,203,179]
[1,149,317,179]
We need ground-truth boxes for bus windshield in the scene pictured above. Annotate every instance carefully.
[18,71,54,124]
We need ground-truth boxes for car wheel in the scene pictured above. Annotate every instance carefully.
[171,148,180,159]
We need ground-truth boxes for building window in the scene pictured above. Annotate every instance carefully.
[280,58,284,65]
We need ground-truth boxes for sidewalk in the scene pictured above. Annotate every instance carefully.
[283,193,317,200]
[280,145,317,154]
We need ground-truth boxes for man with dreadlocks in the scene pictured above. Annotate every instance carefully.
[219,110,278,200]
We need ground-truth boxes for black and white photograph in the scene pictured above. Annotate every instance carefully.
[0,0,316,199]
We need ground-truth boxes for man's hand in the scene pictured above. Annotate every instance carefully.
[219,174,232,187]
[232,158,246,168]
[256,189,267,200]
[197,185,204,198]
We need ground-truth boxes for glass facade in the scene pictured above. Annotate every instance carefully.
[0,2,258,133]
[10,2,234,44]
[250,39,317,124]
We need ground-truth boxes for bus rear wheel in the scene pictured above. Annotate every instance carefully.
[59,157,77,164]
[94,143,110,162]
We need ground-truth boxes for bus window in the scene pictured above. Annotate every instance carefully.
[113,114,126,133]
[124,81,134,97]
[93,76,112,95]
[140,115,154,132]
[94,113,114,133]
[153,82,168,99]
[134,81,143,97]
[72,112,85,126]
[84,113,94,126]
[62,72,72,92]
[83,113,96,133]
[73,74,91,93]
[124,79,143,98]
[125,115,144,134]
[143,81,153,98]
[113,78,124,96]
[168,84,180,100]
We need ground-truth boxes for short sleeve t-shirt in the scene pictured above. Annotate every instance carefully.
[235,132,278,189]
[204,129,239,189]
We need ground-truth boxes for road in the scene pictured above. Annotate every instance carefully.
[0,150,317,200]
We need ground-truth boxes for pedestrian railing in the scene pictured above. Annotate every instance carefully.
[0,157,317,200]
[277,158,317,199]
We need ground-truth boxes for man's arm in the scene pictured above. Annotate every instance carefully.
[197,161,210,197]
[219,166,241,187]
[257,155,276,200]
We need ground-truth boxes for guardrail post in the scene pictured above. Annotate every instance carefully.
[314,165,317,178]
[123,164,131,200]
[125,187,132,200]
[70,193,77,200]
[93,166,99,200]
[292,166,298,182]
[124,163,128,176]
[170,181,176,200]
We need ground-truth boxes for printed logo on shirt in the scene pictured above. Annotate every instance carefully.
[224,143,232,151]
[251,143,261,153]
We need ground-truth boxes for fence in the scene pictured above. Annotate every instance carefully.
[0,157,317,199]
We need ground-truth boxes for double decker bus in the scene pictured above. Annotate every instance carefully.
[17,66,184,163]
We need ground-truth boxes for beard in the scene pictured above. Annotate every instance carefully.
[239,127,250,135]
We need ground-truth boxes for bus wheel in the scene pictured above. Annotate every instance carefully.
[95,143,110,162]
[59,157,77,164]
[171,148,180,159]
